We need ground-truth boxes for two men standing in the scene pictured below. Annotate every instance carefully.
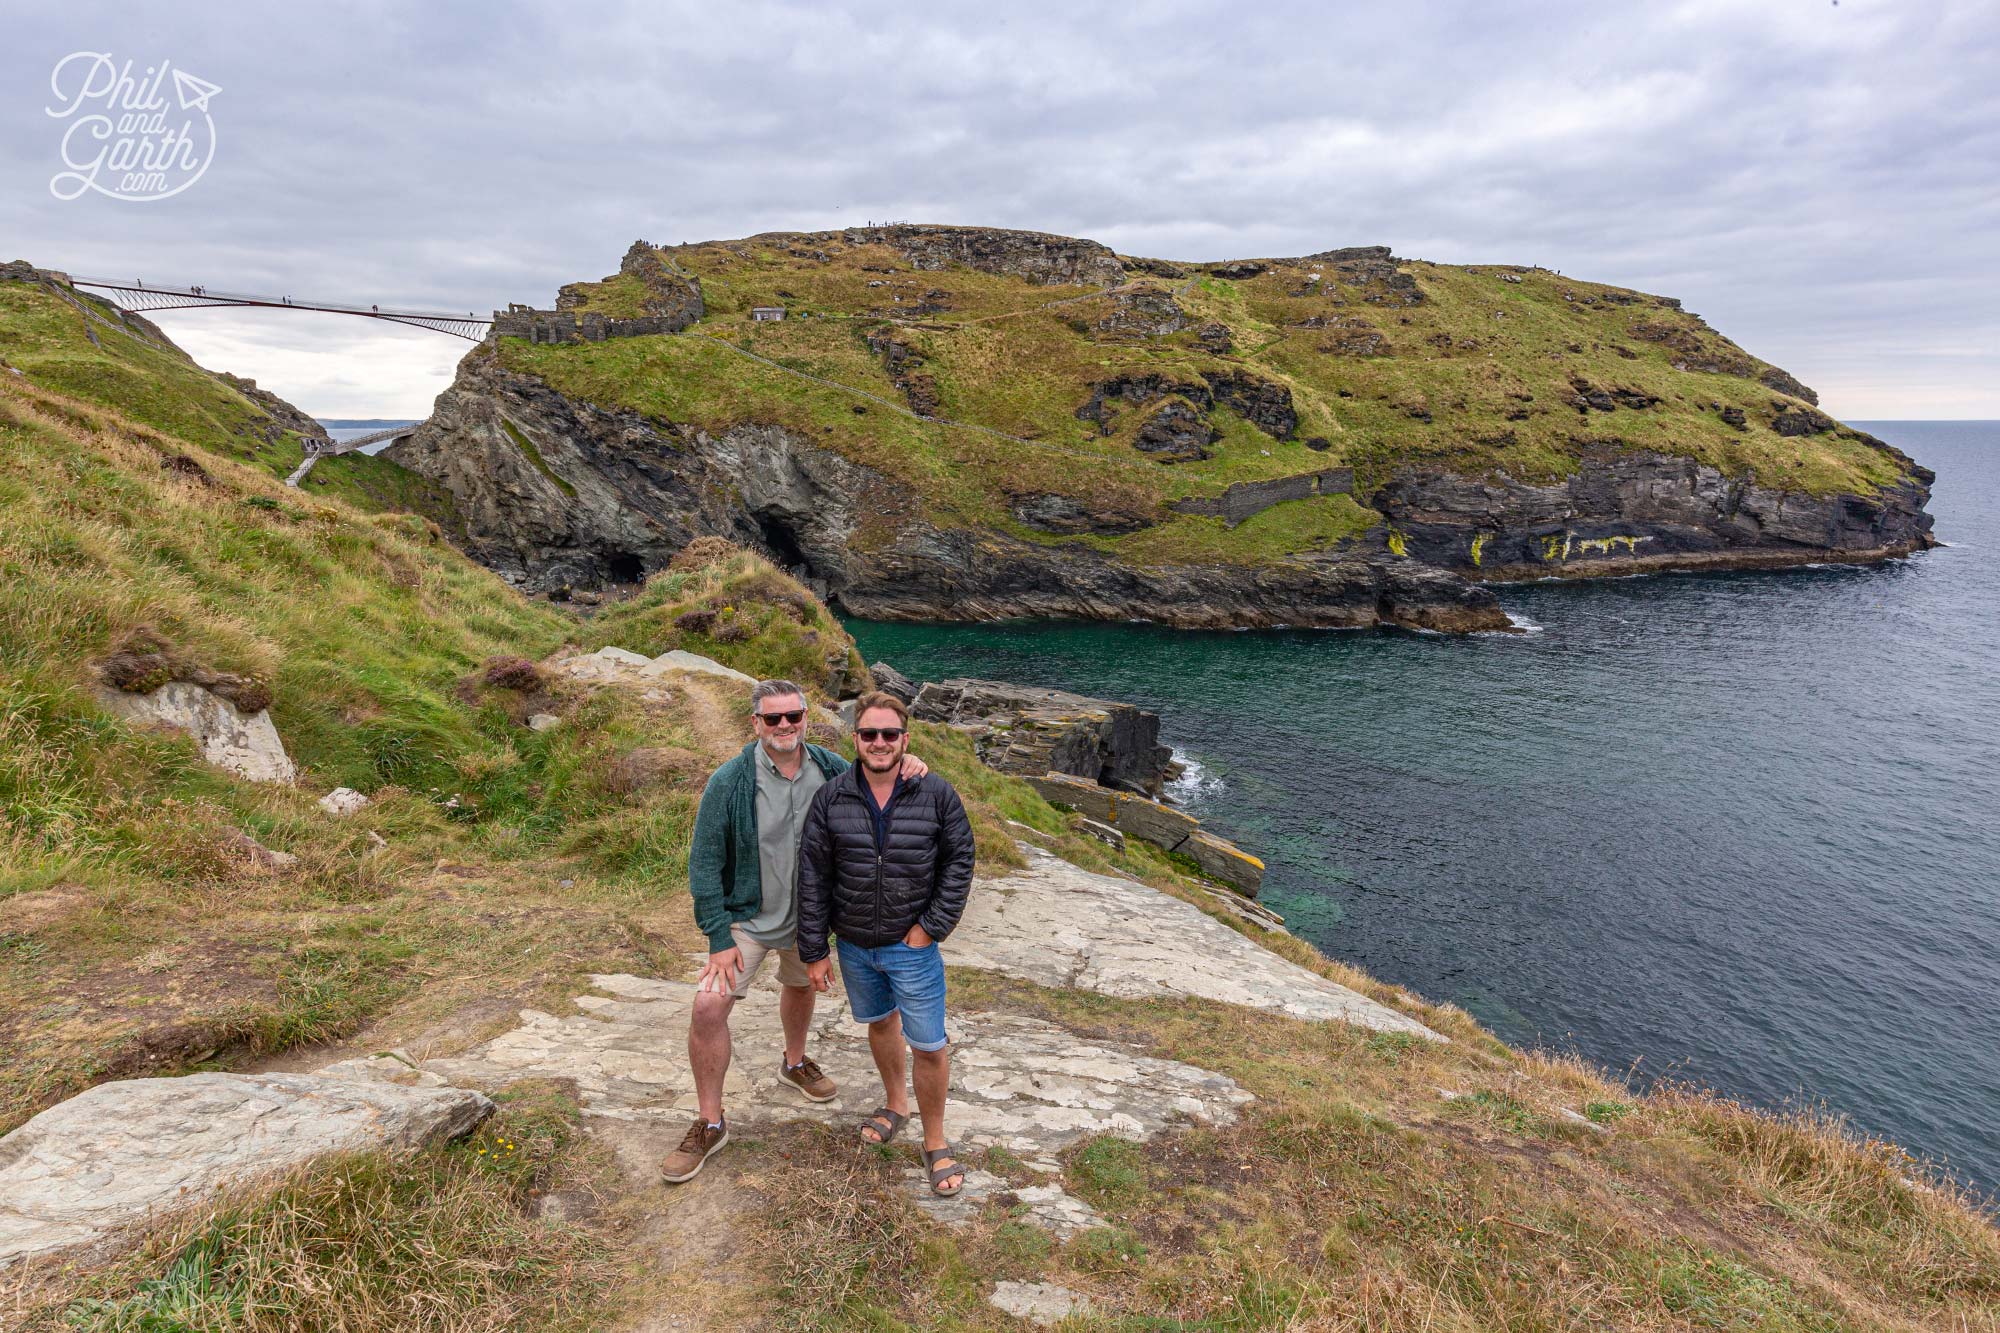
[663,682,974,1198]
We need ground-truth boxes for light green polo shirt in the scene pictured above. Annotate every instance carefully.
[744,741,826,947]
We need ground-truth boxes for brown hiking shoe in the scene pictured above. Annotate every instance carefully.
[778,1055,837,1102]
[659,1115,728,1184]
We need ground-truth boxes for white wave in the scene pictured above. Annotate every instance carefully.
[1164,749,1225,805]
[1499,610,1544,634]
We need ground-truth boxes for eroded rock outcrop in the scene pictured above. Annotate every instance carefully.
[95,682,296,784]
[834,224,1126,287]
[1025,774,1266,898]
[911,679,1173,796]
[388,224,1933,632]
[388,354,1512,632]
[1377,448,1937,579]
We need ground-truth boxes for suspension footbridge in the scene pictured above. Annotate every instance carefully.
[70,276,493,341]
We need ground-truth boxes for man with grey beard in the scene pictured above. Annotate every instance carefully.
[660,678,927,1183]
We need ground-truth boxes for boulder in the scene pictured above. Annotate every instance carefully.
[641,649,756,686]
[317,787,369,816]
[554,646,756,689]
[553,646,654,683]
[95,682,295,784]
[869,661,919,704]
[913,680,1172,796]
[1074,816,1125,851]
[526,712,561,731]
[1025,772,1114,821]
[220,829,299,872]
[0,1072,492,1267]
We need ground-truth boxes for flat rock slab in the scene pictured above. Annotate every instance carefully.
[956,846,1438,1037]
[426,974,1249,1152]
[990,1280,1097,1326]
[553,647,754,689]
[0,1073,492,1266]
[419,973,1245,1231]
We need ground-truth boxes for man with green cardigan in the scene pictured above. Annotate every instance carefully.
[660,677,927,1183]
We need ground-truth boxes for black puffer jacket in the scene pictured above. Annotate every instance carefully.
[796,766,976,962]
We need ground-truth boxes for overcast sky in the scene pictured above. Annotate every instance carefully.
[5,1,1996,420]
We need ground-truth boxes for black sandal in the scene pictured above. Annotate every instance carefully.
[858,1107,908,1145]
[924,1144,965,1197]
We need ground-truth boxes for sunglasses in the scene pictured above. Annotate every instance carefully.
[855,727,906,743]
[756,709,806,726]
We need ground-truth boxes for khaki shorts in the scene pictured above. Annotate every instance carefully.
[699,923,810,998]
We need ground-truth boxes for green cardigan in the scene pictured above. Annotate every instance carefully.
[688,740,850,952]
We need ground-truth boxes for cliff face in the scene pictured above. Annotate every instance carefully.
[386,350,1509,631]
[386,226,1936,631]
[1379,446,1936,580]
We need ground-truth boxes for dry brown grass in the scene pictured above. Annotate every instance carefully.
[6,1083,611,1332]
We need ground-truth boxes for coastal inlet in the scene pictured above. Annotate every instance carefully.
[849,418,2000,1200]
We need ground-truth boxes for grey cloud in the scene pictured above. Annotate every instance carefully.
[3,0,1993,418]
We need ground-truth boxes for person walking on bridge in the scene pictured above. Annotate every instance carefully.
[800,691,976,1197]
[660,678,928,1184]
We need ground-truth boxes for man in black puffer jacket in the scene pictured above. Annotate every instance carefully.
[800,691,976,1197]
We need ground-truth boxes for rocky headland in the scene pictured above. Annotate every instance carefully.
[382,225,1935,633]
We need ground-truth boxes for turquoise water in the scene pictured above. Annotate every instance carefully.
[848,421,2000,1197]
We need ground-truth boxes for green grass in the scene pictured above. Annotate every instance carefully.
[499,417,577,497]
[1066,1135,1151,1210]
[0,283,293,462]
[494,236,1919,580]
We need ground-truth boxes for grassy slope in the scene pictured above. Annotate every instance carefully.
[510,237,1908,571]
[0,279,462,529]
[2,299,1994,1330]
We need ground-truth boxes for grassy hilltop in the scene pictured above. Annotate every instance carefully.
[499,230,1912,572]
[1,273,1995,1330]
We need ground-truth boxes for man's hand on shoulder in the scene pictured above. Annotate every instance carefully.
[898,753,929,781]
[697,946,742,995]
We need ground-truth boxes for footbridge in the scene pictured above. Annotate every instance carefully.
[69,276,492,341]
[285,424,422,488]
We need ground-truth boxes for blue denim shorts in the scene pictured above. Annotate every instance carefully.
[836,937,949,1051]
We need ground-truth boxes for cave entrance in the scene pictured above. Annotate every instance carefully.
[602,550,646,585]
[755,513,811,579]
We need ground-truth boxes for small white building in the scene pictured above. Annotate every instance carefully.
[750,306,786,322]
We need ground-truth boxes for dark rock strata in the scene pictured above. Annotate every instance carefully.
[386,353,1511,632]
[1375,448,1936,580]
[911,679,1173,797]
[388,352,1929,633]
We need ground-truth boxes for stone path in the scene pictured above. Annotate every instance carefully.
[346,844,1433,1234]
[406,972,1250,1234]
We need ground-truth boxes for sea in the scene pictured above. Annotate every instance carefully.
[846,420,2000,1199]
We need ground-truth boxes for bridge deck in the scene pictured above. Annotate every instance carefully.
[69,277,492,341]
